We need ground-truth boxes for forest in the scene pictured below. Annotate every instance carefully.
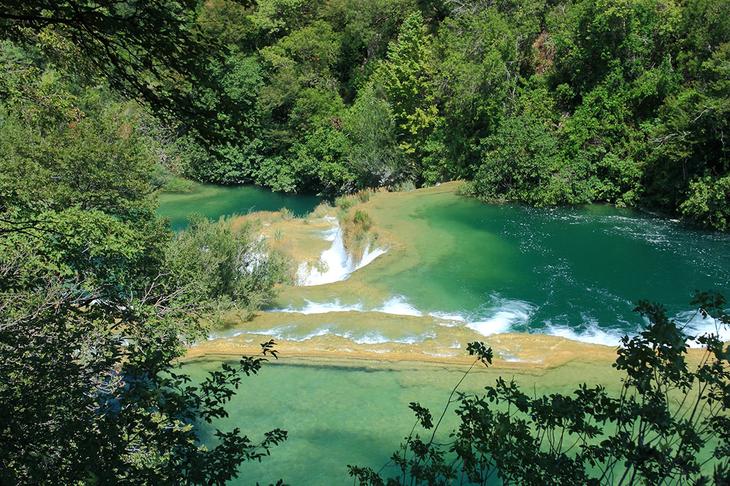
[3,0,729,229]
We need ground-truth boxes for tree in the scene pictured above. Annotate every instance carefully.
[0,0,213,125]
[344,85,404,188]
[320,0,417,98]
[430,6,521,179]
[645,43,730,223]
[0,41,290,482]
[0,206,290,483]
[349,293,730,485]
[680,176,730,231]
[374,11,440,183]
[164,215,292,318]
[467,111,589,206]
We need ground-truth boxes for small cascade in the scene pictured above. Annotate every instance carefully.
[357,244,388,270]
[297,217,387,286]
[375,296,423,316]
[465,298,535,336]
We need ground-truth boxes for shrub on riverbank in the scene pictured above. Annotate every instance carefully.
[4,0,728,230]
[0,35,290,479]
[164,216,291,320]
[183,0,729,231]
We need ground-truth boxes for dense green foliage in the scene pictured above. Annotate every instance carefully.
[349,294,730,485]
[3,0,728,229]
[0,34,290,483]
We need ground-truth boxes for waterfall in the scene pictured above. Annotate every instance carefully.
[297,217,387,286]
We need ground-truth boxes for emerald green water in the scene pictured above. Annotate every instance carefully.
[355,197,730,342]
[168,185,729,483]
[159,183,730,342]
[157,183,321,230]
[258,191,730,346]
[184,359,621,485]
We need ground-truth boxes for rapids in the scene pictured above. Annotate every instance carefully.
[159,182,729,485]
[160,182,730,351]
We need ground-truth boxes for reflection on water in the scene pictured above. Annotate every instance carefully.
[157,182,321,230]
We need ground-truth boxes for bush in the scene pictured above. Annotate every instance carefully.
[163,216,291,318]
[353,210,372,232]
[356,189,372,203]
[279,207,294,221]
[335,196,355,211]
[680,176,730,231]
[162,175,196,193]
[468,114,589,206]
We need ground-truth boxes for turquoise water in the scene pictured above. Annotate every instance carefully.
[361,198,730,342]
[184,359,620,485]
[261,191,730,346]
[172,185,729,484]
[157,183,321,230]
[159,183,730,341]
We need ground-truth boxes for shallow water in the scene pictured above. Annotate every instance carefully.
[166,183,728,483]
[157,183,321,230]
[262,185,730,346]
[184,358,622,485]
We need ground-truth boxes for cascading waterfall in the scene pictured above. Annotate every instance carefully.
[358,244,388,270]
[201,184,730,350]
[296,216,387,286]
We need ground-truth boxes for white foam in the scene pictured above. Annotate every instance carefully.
[375,295,423,316]
[545,324,624,347]
[674,310,730,348]
[423,351,458,358]
[218,323,434,346]
[245,290,730,350]
[352,331,434,345]
[502,356,544,364]
[270,296,423,316]
[296,218,387,286]
[275,299,364,314]
[246,325,294,338]
[357,244,388,270]
[466,299,534,336]
[467,312,522,336]
[351,333,395,345]
[272,327,329,341]
[297,224,353,286]
[429,312,467,322]
[226,325,330,342]
[544,310,729,348]
[538,309,729,348]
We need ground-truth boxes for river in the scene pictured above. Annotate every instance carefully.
[160,181,729,484]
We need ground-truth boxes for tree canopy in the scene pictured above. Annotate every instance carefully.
[1,0,728,483]
[2,0,728,229]
[0,31,290,483]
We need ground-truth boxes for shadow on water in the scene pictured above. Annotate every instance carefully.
[157,183,321,231]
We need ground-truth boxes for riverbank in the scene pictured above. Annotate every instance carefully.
[188,329,619,369]
[180,181,727,369]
